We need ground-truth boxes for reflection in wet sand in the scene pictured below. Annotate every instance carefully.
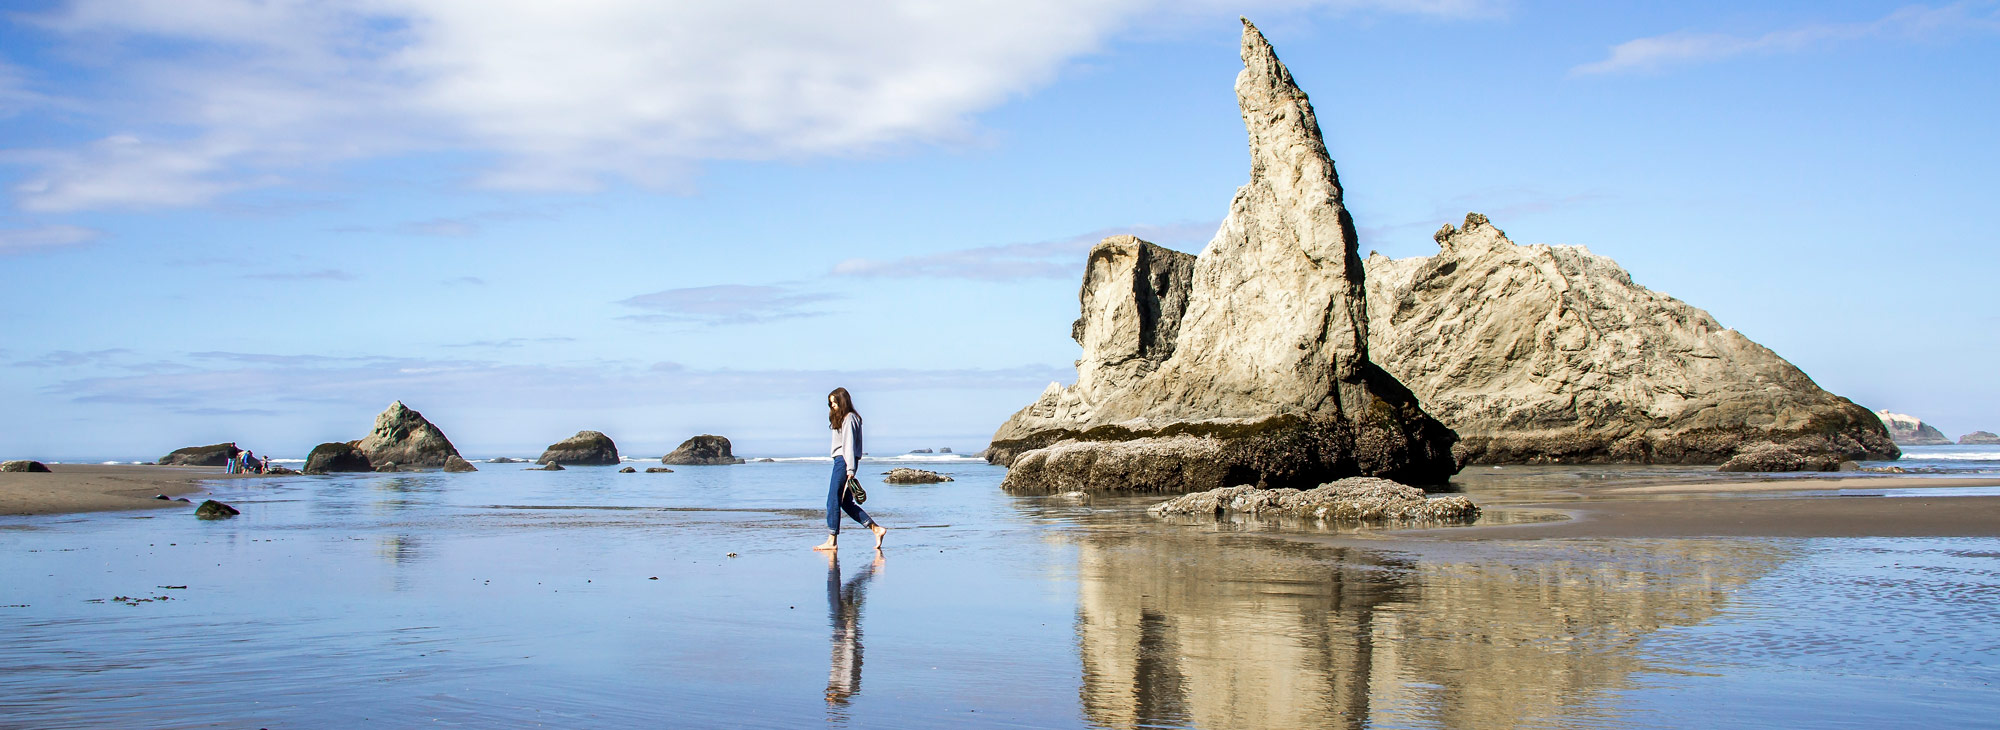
[1071,528,1789,729]
[825,551,881,720]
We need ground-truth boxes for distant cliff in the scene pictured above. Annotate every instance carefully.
[1874,411,1952,446]
[1363,214,1897,465]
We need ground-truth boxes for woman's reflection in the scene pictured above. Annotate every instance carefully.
[826,549,883,709]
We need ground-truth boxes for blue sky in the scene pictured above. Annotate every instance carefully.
[2,0,1996,460]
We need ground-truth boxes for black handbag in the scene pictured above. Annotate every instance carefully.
[844,475,868,505]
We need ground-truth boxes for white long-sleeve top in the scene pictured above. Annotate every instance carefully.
[830,412,863,475]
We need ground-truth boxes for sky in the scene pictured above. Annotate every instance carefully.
[2,0,1996,460]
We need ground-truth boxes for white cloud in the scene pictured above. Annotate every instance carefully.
[1573,3,2000,76]
[7,0,1498,211]
[618,283,839,325]
[0,223,103,254]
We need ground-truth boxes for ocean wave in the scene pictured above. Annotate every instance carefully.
[1906,452,2000,462]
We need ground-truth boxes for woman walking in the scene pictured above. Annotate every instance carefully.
[814,387,886,551]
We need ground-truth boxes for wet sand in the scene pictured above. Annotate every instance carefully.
[0,464,237,515]
[1406,477,2000,540]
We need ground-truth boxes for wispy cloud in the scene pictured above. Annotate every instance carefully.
[444,276,485,286]
[261,268,357,281]
[444,337,577,349]
[833,221,1216,281]
[619,284,839,326]
[5,1,1497,212]
[0,224,103,255]
[1573,3,2000,76]
[46,356,1072,413]
[11,348,133,368]
[173,406,282,417]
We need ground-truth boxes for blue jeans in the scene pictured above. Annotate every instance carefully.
[826,456,873,535]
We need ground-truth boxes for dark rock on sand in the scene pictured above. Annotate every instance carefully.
[1875,410,1952,446]
[158,443,239,467]
[645,467,674,473]
[662,435,744,465]
[527,463,565,471]
[1365,214,1899,466]
[1,460,51,473]
[1960,431,2000,445]
[883,468,953,484]
[303,442,372,474]
[266,466,302,476]
[1716,443,1845,472]
[538,430,620,466]
[194,500,240,519]
[442,455,478,473]
[1150,478,1478,524]
[619,466,637,473]
[355,401,464,467]
[989,20,1458,494]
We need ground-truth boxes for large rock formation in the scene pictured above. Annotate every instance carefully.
[1363,214,1899,465]
[1874,411,1951,446]
[303,442,372,474]
[1961,431,2000,445]
[537,430,620,466]
[987,20,1459,494]
[158,443,238,467]
[354,401,463,467]
[661,435,743,465]
[1,460,51,473]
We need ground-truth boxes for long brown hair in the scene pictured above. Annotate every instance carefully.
[827,387,859,430]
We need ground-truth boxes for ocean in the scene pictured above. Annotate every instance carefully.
[2,449,1995,728]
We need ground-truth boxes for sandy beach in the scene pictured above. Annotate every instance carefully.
[0,464,241,516]
[1403,476,2000,540]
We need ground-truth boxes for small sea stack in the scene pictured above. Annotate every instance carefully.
[158,443,238,467]
[1961,431,2000,445]
[883,468,952,484]
[538,430,620,466]
[1874,411,1952,446]
[662,435,743,465]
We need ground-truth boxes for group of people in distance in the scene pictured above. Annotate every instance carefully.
[228,448,265,474]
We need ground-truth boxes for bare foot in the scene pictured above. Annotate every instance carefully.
[812,536,837,552]
[869,523,887,549]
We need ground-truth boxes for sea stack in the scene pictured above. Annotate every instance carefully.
[661,435,744,465]
[158,443,239,467]
[354,401,464,467]
[537,430,620,466]
[1363,215,1899,465]
[1874,411,1951,446]
[1961,431,2000,445]
[987,20,1459,494]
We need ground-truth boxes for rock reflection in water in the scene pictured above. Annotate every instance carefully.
[1072,529,1788,729]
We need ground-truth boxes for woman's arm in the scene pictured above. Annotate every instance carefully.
[843,415,861,478]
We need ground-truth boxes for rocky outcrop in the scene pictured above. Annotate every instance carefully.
[645,467,674,473]
[1364,214,1900,466]
[2,460,51,473]
[619,466,637,473]
[988,20,1458,494]
[1874,411,1951,445]
[883,468,953,484]
[1149,478,1478,525]
[527,463,565,471]
[442,455,478,472]
[537,430,620,466]
[1715,443,1846,472]
[1961,431,2000,445]
[354,401,463,467]
[158,443,238,467]
[662,435,744,465]
[488,457,523,464]
[194,500,239,519]
[303,442,372,474]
